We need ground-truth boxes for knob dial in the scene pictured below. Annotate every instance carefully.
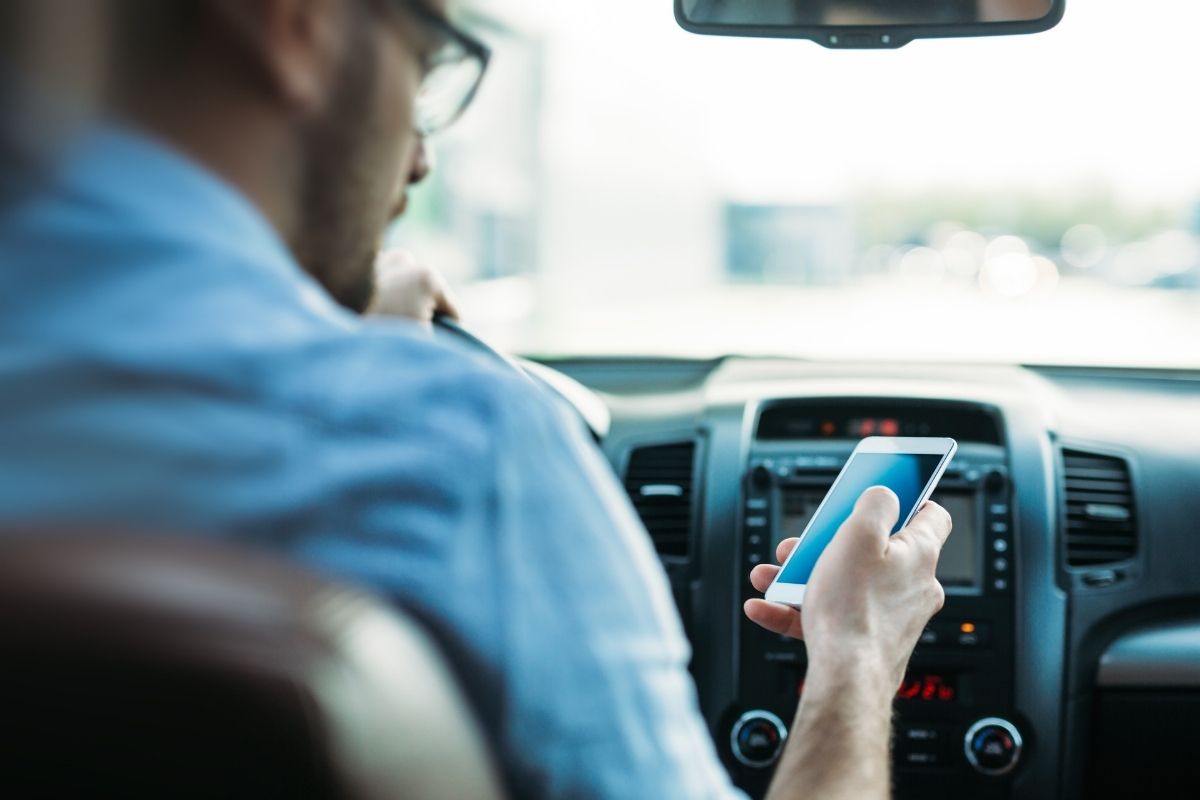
[750,465,773,491]
[730,710,788,768]
[964,717,1023,776]
[984,469,1009,494]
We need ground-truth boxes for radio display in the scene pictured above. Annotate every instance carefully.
[779,489,979,589]
[798,672,961,703]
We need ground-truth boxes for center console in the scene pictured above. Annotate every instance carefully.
[720,399,1024,799]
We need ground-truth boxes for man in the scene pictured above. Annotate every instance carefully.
[0,1,951,797]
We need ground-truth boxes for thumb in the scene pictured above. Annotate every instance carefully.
[836,486,901,553]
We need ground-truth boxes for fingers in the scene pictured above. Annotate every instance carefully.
[832,486,900,555]
[371,249,460,325]
[894,500,953,558]
[744,598,804,639]
[855,485,901,532]
[750,563,780,593]
[775,537,799,565]
[432,281,461,321]
[748,538,796,592]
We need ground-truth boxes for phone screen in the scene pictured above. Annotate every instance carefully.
[776,452,946,585]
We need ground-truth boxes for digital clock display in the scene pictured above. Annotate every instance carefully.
[756,402,1003,445]
[797,671,959,703]
[897,672,957,703]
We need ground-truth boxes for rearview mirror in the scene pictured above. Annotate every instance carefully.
[675,0,1065,48]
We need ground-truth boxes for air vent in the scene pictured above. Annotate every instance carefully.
[624,442,696,559]
[1062,449,1137,567]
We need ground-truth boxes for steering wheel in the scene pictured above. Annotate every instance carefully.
[431,314,610,441]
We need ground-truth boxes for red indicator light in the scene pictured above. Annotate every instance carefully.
[820,421,836,437]
[857,419,876,436]
[880,419,900,436]
[897,673,957,703]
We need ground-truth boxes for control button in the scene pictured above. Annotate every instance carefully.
[764,651,799,664]
[731,710,788,768]
[748,554,761,564]
[993,539,1009,553]
[903,750,942,766]
[990,503,1010,515]
[984,469,1008,493]
[745,516,767,528]
[993,557,1008,572]
[746,498,768,511]
[919,628,939,646]
[897,724,947,768]
[748,534,762,546]
[964,718,1023,776]
[990,522,1009,534]
[993,578,1009,591]
[902,725,943,744]
[954,621,990,647]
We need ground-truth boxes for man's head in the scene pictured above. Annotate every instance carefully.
[108,0,482,312]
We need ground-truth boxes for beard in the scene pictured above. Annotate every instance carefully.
[290,18,397,314]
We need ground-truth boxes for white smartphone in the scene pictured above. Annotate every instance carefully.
[764,436,958,607]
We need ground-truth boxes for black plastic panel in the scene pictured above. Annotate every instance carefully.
[1086,691,1200,800]
[756,399,1004,445]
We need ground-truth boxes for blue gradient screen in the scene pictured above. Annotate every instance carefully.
[777,452,945,585]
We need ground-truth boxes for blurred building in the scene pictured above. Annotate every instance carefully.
[724,203,856,285]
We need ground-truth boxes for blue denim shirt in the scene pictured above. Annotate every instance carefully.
[0,128,744,798]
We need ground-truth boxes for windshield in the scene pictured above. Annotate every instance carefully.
[389,0,1200,368]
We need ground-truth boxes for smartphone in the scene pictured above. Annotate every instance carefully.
[764,436,957,607]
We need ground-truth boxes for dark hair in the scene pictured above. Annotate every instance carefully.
[1,2,46,207]
[108,0,202,88]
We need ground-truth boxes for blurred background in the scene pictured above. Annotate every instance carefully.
[389,0,1200,367]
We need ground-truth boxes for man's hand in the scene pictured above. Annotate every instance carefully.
[747,487,952,800]
[367,249,460,327]
[746,486,950,690]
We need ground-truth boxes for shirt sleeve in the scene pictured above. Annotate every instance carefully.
[291,353,745,799]
[482,382,746,799]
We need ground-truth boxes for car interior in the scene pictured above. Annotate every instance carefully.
[429,1,1199,797]
[6,0,1200,798]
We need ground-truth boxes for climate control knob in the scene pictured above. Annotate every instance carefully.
[964,717,1023,776]
[730,710,788,768]
[750,465,773,491]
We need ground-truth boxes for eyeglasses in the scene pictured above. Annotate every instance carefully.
[397,1,491,136]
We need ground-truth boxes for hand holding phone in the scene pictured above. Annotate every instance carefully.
[746,437,955,690]
[764,437,956,607]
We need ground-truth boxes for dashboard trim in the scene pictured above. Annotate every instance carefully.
[1097,619,1200,689]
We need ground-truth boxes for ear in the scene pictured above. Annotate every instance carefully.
[209,0,347,115]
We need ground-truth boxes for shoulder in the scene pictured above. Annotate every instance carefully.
[261,318,560,453]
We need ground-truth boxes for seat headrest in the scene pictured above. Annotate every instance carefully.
[0,533,504,800]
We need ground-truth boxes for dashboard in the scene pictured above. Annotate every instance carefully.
[541,356,1200,800]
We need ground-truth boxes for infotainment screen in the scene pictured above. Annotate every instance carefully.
[779,488,979,589]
